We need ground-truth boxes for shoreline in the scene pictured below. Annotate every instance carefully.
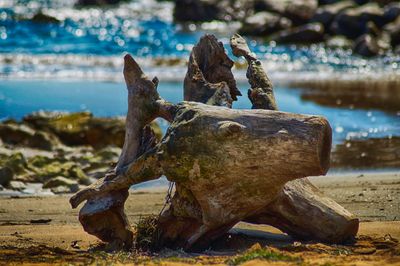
[1,53,400,85]
[0,171,399,264]
[1,171,398,223]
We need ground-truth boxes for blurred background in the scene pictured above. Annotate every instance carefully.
[0,0,400,194]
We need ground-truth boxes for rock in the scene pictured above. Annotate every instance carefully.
[318,0,342,4]
[239,11,292,36]
[331,3,386,39]
[0,111,161,150]
[353,34,381,57]
[23,111,125,149]
[31,12,60,24]
[268,22,325,44]
[69,165,91,185]
[8,181,26,191]
[311,1,355,29]
[254,0,318,24]
[353,22,390,57]
[51,186,74,194]
[173,0,253,22]
[43,176,79,192]
[174,0,220,22]
[383,2,400,23]
[326,35,353,49]
[28,155,58,168]
[95,147,120,162]
[2,153,28,175]
[2,118,18,125]
[30,160,89,184]
[75,0,124,6]
[0,123,60,151]
[0,167,14,186]
[383,17,400,47]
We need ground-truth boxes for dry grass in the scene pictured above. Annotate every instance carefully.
[134,214,160,252]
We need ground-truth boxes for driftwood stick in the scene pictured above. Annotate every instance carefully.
[70,54,175,250]
[116,55,173,170]
[230,34,277,110]
[70,148,162,209]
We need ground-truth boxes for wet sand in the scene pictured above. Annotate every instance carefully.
[0,172,399,265]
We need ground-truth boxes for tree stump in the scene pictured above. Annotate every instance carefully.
[70,34,358,251]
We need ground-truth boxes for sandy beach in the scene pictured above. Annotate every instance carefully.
[0,172,399,265]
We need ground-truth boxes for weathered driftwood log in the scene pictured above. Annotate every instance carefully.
[154,103,331,249]
[227,34,358,243]
[71,55,331,250]
[71,34,357,251]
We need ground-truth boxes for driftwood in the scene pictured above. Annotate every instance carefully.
[184,35,241,107]
[70,34,358,251]
[228,34,359,243]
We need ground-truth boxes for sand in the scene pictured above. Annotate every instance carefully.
[0,172,399,265]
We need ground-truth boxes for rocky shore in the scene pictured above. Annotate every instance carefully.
[16,0,400,58]
[173,0,400,57]
[0,111,161,196]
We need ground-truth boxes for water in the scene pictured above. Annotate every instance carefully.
[1,80,399,145]
[1,0,400,81]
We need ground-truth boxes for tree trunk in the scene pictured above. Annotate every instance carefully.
[155,102,331,250]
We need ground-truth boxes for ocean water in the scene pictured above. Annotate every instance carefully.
[0,0,399,148]
[1,0,400,81]
[1,80,399,146]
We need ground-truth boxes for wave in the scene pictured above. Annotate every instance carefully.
[1,53,400,88]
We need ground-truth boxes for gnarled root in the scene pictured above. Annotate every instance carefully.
[70,55,174,249]
[79,189,133,250]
